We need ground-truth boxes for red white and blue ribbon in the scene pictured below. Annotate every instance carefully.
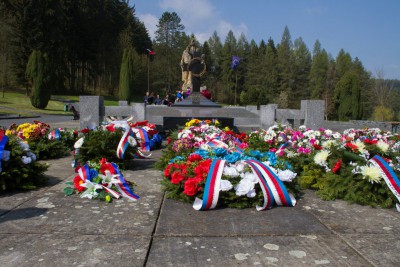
[117,127,135,159]
[111,162,140,201]
[276,133,290,154]
[48,128,61,140]
[207,139,228,149]
[193,159,226,210]
[78,164,91,181]
[245,160,296,210]
[0,133,9,172]
[369,155,400,211]
[136,128,150,152]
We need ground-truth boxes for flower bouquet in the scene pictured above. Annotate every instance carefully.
[157,119,298,210]
[64,158,139,202]
[0,130,48,191]
[5,121,77,160]
[158,119,400,211]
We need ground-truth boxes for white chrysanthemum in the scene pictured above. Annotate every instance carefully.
[220,179,233,191]
[324,129,332,136]
[376,140,389,153]
[322,140,335,149]
[314,131,321,137]
[299,125,307,131]
[178,129,191,139]
[74,137,85,149]
[314,150,330,166]
[360,165,382,184]
[241,172,257,183]
[333,132,341,139]
[347,133,356,140]
[277,169,297,182]
[200,143,210,150]
[354,139,366,153]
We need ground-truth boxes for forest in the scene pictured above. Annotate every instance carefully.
[1,0,399,121]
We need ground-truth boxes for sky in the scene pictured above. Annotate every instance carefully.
[134,0,400,80]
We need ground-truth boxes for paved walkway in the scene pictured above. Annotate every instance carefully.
[1,148,400,266]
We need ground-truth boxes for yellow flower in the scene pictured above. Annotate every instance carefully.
[360,165,382,184]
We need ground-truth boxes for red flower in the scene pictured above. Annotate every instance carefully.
[167,137,172,145]
[183,178,201,196]
[99,162,115,175]
[170,171,186,184]
[81,128,90,133]
[188,154,203,162]
[73,175,85,192]
[332,159,342,174]
[105,124,116,132]
[313,143,323,150]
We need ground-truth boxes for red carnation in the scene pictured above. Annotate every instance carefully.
[170,171,186,184]
[73,175,85,192]
[105,124,116,132]
[332,159,342,174]
[188,154,203,162]
[81,128,90,133]
[183,178,201,196]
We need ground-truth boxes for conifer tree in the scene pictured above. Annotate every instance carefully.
[26,50,52,109]
[309,40,329,99]
[277,26,294,107]
[119,48,135,102]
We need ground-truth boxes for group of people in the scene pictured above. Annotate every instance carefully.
[144,85,211,106]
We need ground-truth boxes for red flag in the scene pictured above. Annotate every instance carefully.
[146,49,155,55]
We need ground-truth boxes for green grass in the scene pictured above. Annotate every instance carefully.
[0,91,120,115]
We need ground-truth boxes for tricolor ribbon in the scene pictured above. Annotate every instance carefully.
[369,155,400,211]
[0,133,9,173]
[111,163,140,201]
[117,127,135,159]
[136,128,150,152]
[207,139,229,149]
[193,159,226,210]
[192,159,296,211]
[78,164,91,181]
[245,160,296,210]
[276,133,289,154]
[48,128,61,140]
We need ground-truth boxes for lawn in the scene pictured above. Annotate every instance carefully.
[0,91,120,116]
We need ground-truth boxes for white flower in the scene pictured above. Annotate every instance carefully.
[80,181,103,199]
[235,178,256,196]
[19,141,30,151]
[27,151,36,161]
[2,150,10,161]
[324,129,332,136]
[128,136,137,147]
[99,170,120,188]
[376,140,389,153]
[74,137,85,149]
[299,125,307,131]
[235,162,246,172]
[246,189,256,198]
[223,166,239,177]
[200,143,210,150]
[322,140,336,149]
[333,132,341,139]
[354,139,366,153]
[21,156,32,164]
[241,172,257,183]
[277,169,297,182]
[314,150,330,166]
[220,179,233,191]
[360,165,382,184]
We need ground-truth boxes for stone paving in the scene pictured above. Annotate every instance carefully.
[1,147,400,266]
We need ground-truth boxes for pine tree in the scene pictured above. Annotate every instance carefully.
[334,71,362,120]
[26,50,52,109]
[119,48,134,102]
[309,40,329,99]
[277,26,294,108]
[292,37,311,107]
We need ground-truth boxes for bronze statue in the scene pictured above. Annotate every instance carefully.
[180,38,206,93]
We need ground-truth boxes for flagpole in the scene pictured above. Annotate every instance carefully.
[147,54,150,94]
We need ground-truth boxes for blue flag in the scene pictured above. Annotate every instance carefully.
[231,55,240,70]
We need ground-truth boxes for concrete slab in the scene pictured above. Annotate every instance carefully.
[299,190,400,234]
[0,233,149,267]
[146,236,371,267]
[156,198,330,236]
